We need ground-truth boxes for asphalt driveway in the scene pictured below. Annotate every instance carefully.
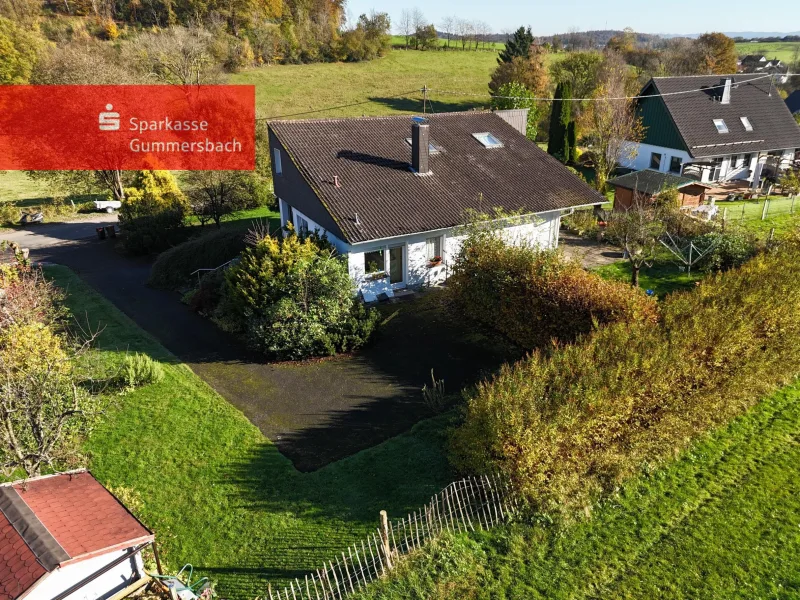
[26,232,516,471]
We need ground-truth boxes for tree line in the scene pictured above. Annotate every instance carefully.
[396,8,495,51]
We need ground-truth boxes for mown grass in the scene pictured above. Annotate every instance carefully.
[734,41,800,63]
[716,196,800,239]
[231,49,498,119]
[352,379,800,599]
[44,265,454,600]
[594,256,702,297]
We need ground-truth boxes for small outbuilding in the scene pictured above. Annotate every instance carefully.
[608,169,711,210]
[0,470,154,600]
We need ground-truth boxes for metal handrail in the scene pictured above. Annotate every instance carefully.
[190,259,237,286]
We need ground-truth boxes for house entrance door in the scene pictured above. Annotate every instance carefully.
[388,245,404,287]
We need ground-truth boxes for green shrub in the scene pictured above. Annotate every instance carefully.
[118,353,164,389]
[148,228,247,290]
[561,209,598,236]
[221,232,378,360]
[447,228,657,350]
[695,229,758,272]
[452,238,800,515]
[120,171,188,255]
[0,204,19,226]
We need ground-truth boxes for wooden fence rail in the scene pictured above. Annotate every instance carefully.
[267,474,518,600]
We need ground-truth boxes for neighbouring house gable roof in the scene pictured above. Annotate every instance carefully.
[644,75,800,159]
[269,112,606,244]
[0,471,153,600]
[607,169,711,196]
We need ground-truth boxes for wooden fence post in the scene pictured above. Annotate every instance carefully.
[379,510,393,571]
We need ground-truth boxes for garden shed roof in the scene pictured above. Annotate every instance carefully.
[607,169,711,196]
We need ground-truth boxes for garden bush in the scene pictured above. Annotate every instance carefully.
[221,232,378,360]
[148,228,247,290]
[695,229,758,272]
[119,171,188,255]
[446,228,657,350]
[452,237,800,515]
[118,352,164,389]
[561,209,598,237]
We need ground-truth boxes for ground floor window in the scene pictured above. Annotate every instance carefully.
[425,235,443,262]
[364,249,385,275]
[296,215,309,236]
[669,156,682,173]
[650,153,662,170]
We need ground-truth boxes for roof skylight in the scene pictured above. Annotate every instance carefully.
[472,132,503,148]
[740,116,753,132]
[405,138,442,154]
[713,119,729,134]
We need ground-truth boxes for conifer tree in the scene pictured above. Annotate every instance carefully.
[498,26,534,64]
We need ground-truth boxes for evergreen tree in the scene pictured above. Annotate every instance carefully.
[498,26,533,64]
[547,81,575,163]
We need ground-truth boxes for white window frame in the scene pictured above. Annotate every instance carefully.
[425,235,444,263]
[472,132,503,148]
[740,116,753,132]
[650,152,662,170]
[362,244,407,287]
[273,148,282,175]
[713,119,729,134]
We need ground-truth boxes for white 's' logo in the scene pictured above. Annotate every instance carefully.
[99,104,120,131]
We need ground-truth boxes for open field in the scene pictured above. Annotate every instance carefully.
[41,265,456,599]
[735,41,800,63]
[231,49,498,119]
[353,379,800,599]
[390,35,505,51]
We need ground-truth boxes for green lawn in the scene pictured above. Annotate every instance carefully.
[594,257,702,297]
[716,196,800,239]
[43,265,454,600]
[0,171,54,205]
[231,49,498,119]
[353,380,800,599]
[735,41,800,64]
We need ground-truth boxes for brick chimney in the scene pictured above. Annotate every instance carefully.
[411,116,430,174]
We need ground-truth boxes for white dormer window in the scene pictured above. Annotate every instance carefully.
[740,117,753,132]
[472,132,503,148]
[713,119,729,134]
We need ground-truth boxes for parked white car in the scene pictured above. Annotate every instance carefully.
[93,199,122,213]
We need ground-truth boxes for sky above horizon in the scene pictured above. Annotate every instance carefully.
[343,0,800,37]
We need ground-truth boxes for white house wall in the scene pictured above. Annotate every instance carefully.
[24,550,145,600]
[347,211,562,297]
[621,142,692,174]
[277,198,349,255]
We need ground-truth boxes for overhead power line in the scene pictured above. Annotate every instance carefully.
[257,89,420,120]
[427,73,789,103]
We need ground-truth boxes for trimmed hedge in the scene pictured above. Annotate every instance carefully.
[447,230,657,350]
[451,236,800,514]
[148,228,247,290]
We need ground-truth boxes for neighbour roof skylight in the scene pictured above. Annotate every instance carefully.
[472,132,503,148]
[740,116,753,131]
[713,119,729,134]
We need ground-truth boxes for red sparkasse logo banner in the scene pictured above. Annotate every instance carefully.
[0,85,255,170]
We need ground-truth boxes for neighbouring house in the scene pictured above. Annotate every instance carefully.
[622,75,800,188]
[0,470,154,600]
[608,169,712,210]
[787,90,800,116]
[268,111,605,299]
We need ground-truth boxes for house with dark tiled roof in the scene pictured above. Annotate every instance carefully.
[0,470,153,600]
[268,111,605,299]
[622,75,800,189]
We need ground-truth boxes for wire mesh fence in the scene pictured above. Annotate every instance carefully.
[715,195,799,225]
[265,474,518,600]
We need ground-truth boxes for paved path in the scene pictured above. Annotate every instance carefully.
[0,214,118,250]
[560,231,624,269]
